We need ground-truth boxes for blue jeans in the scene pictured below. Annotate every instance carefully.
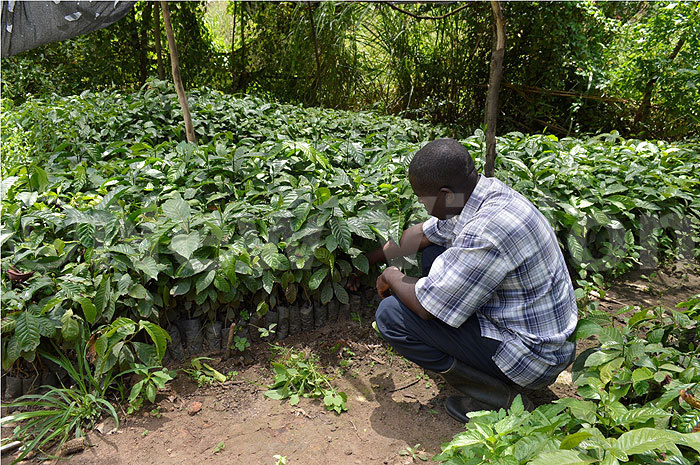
[375,245,512,384]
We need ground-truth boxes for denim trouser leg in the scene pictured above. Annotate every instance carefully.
[374,245,511,383]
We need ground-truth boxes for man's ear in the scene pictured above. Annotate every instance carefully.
[440,187,455,204]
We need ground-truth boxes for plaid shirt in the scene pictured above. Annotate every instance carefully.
[415,175,577,388]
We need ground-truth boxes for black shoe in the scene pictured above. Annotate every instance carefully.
[444,395,491,423]
[440,359,534,421]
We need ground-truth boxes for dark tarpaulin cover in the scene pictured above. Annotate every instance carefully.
[1,0,136,58]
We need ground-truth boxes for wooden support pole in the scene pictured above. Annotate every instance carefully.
[307,2,321,104]
[484,0,505,178]
[230,1,237,92]
[160,1,197,144]
[153,2,165,80]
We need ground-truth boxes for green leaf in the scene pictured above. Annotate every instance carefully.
[528,450,596,465]
[3,336,20,369]
[77,297,98,324]
[291,203,312,231]
[128,284,148,300]
[598,327,624,346]
[615,428,682,455]
[264,388,286,400]
[0,176,18,201]
[170,232,200,259]
[37,317,55,338]
[94,275,111,315]
[325,234,338,252]
[176,258,215,278]
[196,270,216,295]
[15,312,41,352]
[162,193,191,229]
[567,235,584,263]
[574,319,602,340]
[214,274,231,293]
[170,279,191,296]
[29,165,49,192]
[129,380,144,403]
[631,367,654,383]
[584,350,621,368]
[389,211,404,245]
[256,301,269,317]
[77,223,95,248]
[309,268,328,291]
[60,311,80,342]
[333,282,349,305]
[136,256,163,281]
[320,281,333,305]
[262,270,275,294]
[0,230,14,246]
[139,321,170,362]
[560,431,593,450]
[314,247,334,271]
[351,254,369,274]
[261,243,289,271]
[329,216,352,251]
[347,217,374,239]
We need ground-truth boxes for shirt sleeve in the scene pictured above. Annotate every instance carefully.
[414,238,511,328]
[422,217,457,248]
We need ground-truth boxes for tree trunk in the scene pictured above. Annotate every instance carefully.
[230,1,237,92]
[139,3,151,85]
[160,1,197,144]
[153,2,165,80]
[239,2,247,93]
[634,36,685,126]
[307,2,321,105]
[484,1,505,178]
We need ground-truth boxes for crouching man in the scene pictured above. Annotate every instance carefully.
[353,138,577,423]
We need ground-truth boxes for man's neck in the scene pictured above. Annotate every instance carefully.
[444,174,479,218]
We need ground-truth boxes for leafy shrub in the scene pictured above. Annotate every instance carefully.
[437,297,700,464]
[1,83,698,373]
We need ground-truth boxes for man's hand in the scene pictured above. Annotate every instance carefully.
[346,271,361,292]
[376,273,392,299]
[379,266,432,320]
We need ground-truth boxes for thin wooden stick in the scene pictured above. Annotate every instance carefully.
[160,1,196,144]
[389,379,420,392]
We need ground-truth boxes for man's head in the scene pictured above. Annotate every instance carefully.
[408,138,478,220]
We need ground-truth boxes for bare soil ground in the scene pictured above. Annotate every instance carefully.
[3,262,699,465]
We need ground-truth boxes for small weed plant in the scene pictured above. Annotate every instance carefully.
[265,345,348,414]
[127,365,175,414]
[399,443,429,462]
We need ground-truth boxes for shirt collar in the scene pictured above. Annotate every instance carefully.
[459,174,490,219]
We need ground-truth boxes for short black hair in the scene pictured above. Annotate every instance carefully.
[408,138,476,193]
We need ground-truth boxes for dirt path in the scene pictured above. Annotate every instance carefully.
[4,262,699,465]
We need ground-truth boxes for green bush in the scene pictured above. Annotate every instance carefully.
[1,84,698,375]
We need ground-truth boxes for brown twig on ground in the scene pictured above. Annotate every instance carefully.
[389,379,420,392]
[348,419,362,439]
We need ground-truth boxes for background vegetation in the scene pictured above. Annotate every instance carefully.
[2,1,699,139]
